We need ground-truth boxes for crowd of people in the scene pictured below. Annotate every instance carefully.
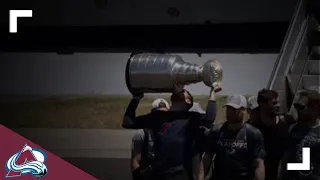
[122,84,320,180]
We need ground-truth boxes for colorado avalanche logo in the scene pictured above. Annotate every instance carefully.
[5,144,48,178]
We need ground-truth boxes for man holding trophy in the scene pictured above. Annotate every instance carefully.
[122,53,223,180]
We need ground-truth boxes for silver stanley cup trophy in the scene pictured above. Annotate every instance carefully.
[125,53,223,93]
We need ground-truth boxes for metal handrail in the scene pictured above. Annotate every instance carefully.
[267,0,306,89]
[288,54,310,114]
[284,16,309,77]
[285,16,309,111]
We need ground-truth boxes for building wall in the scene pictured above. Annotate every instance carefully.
[0,53,277,95]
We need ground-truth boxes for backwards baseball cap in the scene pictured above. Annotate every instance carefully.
[222,94,247,109]
[152,98,169,110]
[248,96,259,110]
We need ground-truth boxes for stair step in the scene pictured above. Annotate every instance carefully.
[310,30,320,46]
[311,46,320,59]
[290,59,307,74]
[304,85,320,91]
[307,60,320,75]
[312,46,320,54]
[287,74,300,92]
[302,75,320,89]
[296,86,320,94]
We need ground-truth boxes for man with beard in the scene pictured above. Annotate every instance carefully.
[123,83,221,180]
[282,90,320,180]
[197,94,266,180]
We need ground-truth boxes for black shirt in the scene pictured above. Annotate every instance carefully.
[205,123,265,180]
[122,99,216,174]
[250,116,291,180]
[284,122,320,180]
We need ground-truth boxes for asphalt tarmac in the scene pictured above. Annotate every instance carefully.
[63,157,131,180]
[13,128,136,180]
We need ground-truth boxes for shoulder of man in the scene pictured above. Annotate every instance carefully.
[208,123,224,134]
[283,114,297,125]
[247,116,261,127]
[189,111,203,117]
[202,123,224,142]
[288,122,298,135]
[245,123,257,130]
[132,129,145,141]
[245,123,264,139]
[188,111,206,122]
[276,114,295,124]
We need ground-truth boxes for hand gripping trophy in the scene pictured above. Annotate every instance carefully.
[125,53,223,93]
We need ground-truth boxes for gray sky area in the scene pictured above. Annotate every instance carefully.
[0,53,277,96]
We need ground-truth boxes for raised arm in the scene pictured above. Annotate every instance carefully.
[198,83,221,127]
[122,93,152,129]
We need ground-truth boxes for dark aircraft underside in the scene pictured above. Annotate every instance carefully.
[0,22,289,53]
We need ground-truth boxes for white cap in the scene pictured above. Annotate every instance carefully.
[189,102,205,114]
[248,96,259,110]
[152,98,169,109]
[223,94,247,109]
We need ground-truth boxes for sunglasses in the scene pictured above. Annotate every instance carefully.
[294,103,307,110]
[293,103,318,110]
[294,101,319,109]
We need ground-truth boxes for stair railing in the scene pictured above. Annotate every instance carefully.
[285,16,310,111]
[267,0,307,90]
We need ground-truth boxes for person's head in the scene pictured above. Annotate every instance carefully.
[170,89,194,111]
[223,95,247,124]
[294,90,320,122]
[247,96,259,117]
[151,98,169,112]
[257,89,280,116]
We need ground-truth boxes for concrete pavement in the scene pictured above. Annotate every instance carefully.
[12,128,137,180]
[13,128,136,158]
[64,157,131,180]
